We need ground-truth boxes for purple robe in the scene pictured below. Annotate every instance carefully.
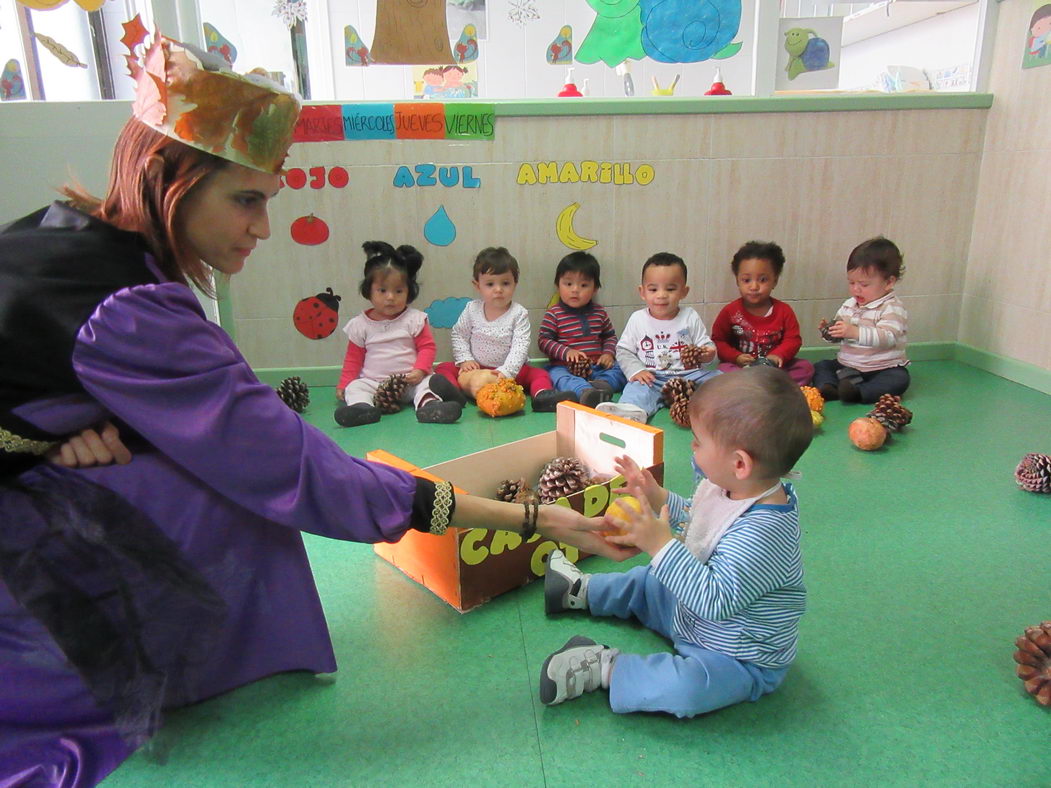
[1,257,420,785]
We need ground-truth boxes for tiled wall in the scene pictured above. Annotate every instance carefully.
[960,2,1051,373]
[232,107,986,370]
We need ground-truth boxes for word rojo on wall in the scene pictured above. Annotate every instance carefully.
[517,161,655,186]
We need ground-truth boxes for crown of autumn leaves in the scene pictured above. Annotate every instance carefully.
[122,18,301,174]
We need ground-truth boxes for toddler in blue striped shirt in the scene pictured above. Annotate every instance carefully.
[540,366,813,718]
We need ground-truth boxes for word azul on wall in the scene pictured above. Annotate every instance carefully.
[394,164,481,188]
[517,161,655,186]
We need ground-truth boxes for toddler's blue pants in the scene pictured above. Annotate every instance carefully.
[618,368,721,418]
[588,565,786,718]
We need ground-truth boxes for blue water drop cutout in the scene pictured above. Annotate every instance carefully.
[424,205,456,247]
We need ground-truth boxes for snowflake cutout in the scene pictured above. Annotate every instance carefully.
[272,0,308,29]
[507,0,540,27]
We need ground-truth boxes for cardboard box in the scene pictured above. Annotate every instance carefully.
[367,402,664,612]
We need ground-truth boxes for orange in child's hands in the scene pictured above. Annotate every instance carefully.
[605,495,643,536]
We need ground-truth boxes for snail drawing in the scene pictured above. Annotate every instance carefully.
[784,27,834,80]
[640,0,742,63]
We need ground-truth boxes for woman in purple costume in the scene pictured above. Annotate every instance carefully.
[0,35,628,788]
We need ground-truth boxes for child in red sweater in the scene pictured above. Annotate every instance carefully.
[711,241,813,386]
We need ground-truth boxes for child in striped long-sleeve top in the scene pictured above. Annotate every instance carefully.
[537,252,627,408]
[539,367,812,719]
[813,237,909,404]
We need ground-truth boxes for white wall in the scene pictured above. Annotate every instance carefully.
[838,3,981,90]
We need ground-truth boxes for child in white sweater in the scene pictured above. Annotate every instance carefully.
[434,247,574,412]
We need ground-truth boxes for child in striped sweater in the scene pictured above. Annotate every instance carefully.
[538,251,627,408]
[539,367,812,719]
[814,237,909,404]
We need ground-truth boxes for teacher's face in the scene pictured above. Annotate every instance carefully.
[180,163,281,276]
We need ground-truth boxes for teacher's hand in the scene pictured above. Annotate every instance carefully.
[538,504,639,561]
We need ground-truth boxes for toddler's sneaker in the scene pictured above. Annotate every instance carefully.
[817,383,838,401]
[334,403,381,427]
[837,379,861,403]
[596,401,647,424]
[416,401,462,423]
[539,635,619,706]
[426,374,467,406]
[533,389,577,412]
[579,387,611,408]
[544,549,589,614]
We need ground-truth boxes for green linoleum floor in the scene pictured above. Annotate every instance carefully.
[105,361,1051,787]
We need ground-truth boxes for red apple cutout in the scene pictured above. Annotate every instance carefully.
[290,214,330,246]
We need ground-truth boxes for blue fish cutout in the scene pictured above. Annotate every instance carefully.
[202,23,237,65]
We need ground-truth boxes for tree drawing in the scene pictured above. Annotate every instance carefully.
[371,0,455,65]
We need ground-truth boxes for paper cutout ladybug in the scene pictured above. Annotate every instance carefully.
[293,287,342,339]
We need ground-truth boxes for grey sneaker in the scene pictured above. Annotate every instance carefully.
[539,635,619,706]
[544,549,589,614]
[596,401,648,424]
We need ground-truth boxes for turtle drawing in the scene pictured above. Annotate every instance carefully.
[784,27,834,80]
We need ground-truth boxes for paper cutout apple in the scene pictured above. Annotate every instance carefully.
[290,214,330,246]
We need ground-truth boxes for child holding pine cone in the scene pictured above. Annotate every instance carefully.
[597,252,719,424]
[540,367,812,718]
[813,237,909,404]
[711,241,813,386]
[334,242,465,427]
[434,247,574,412]
[538,251,627,408]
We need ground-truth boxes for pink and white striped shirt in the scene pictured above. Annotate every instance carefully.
[834,291,908,372]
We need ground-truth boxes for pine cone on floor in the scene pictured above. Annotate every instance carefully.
[537,457,591,504]
[669,397,691,429]
[567,356,592,380]
[1015,453,1051,494]
[496,477,536,503]
[275,376,310,413]
[680,345,707,369]
[866,394,913,433]
[661,377,696,406]
[1013,621,1051,707]
[374,374,409,414]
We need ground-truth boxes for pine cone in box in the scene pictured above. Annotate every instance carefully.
[275,376,310,413]
[680,345,708,369]
[567,356,592,380]
[537,456,591,504]
[865,394,913,433]
[374,374,409,414]
[669,397,691,429]
[1015,453,1051,494]
[1013,621,1051,707]
[496,477,537,503]
[661,376,696,406]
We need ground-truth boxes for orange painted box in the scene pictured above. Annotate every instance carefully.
[367,402,664,612]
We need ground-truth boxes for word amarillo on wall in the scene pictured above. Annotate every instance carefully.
[517,161,655,186]
[293,103,495,142]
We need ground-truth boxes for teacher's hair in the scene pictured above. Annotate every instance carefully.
[62,118,228,296]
